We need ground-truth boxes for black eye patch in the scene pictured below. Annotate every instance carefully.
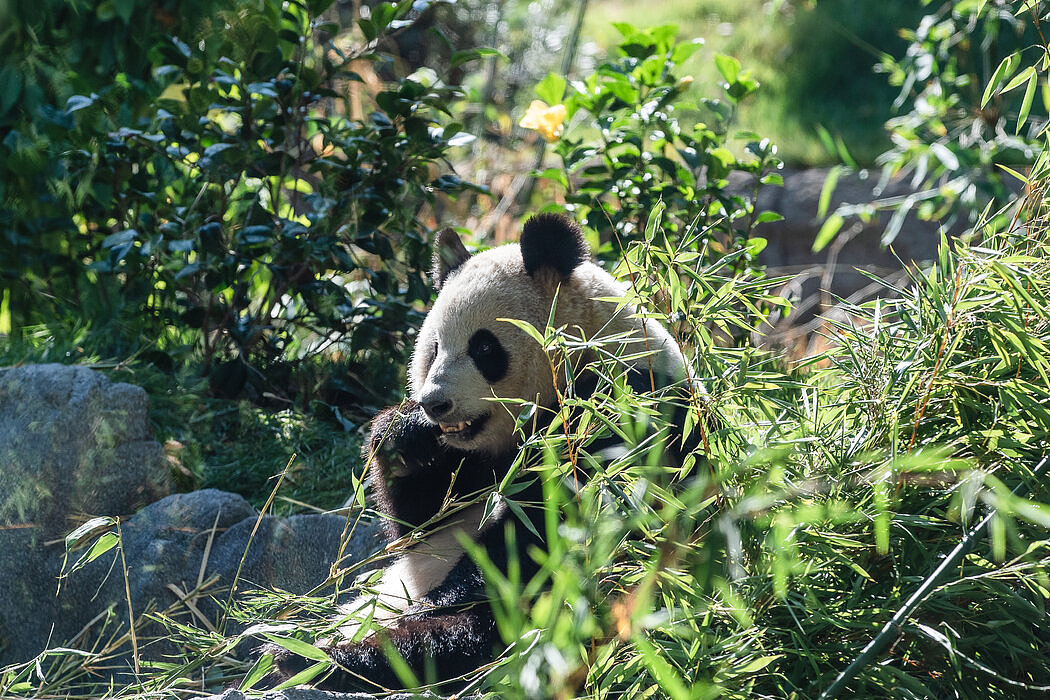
[468,329,508,383]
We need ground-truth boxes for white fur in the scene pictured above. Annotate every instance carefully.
[337,500,504,637]
[410,243,686,454]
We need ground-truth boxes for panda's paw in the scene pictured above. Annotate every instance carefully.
[369,402,442,476]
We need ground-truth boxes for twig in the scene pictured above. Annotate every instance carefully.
[820,454,1050,700]
[907,261,964,452]
[220,454,295,634]
[198,507,223,590]
[166,583,219,633]
[115,520,138,675]
[69,608,113,648]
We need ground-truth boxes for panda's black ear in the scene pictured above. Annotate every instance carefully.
[432,227,471,290]
[520,213,590,278]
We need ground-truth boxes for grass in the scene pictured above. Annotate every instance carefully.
[119,366,367,514]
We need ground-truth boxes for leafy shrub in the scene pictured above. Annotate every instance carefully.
[0,0,229,344]
[1,0,479,404]
[817,0,1042,251]
[526,24,783,270]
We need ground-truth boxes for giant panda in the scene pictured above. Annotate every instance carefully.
[269,212,691,691]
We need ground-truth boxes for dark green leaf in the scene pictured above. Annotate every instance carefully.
[450,47,505,68]
[0,66,23,116]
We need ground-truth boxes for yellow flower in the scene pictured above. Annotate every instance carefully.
[519,100,566,142]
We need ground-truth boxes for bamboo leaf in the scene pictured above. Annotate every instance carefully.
[634,636,691,700]
[982,52,1019,107]
[83,532,119,564]
[260,635,331,662]
[273,661,328,690]
[818,165,842,218]
[714,53,741,83]
[930,142,959,171]
[813,213,844,252]
[239,652,274,690]
[1017,71,1038,134]
[499,317,546,346]
[1001,65,1036,95]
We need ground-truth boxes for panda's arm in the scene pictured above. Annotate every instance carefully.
[366,402,521,539]
[266,410,547,691]
[365,401,458,539]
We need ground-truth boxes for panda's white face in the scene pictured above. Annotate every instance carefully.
[408,214,688,456]
[410,245,557,454]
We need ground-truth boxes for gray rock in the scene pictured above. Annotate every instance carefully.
[763,168,939,242]
[0,488,381,671]
[0,363,173,537]
[726,166,993,344]
[751,167,946,300]
[0,364,382,684]
[0,362,173,663]
[0,527,53,664]
[210,511,372,597]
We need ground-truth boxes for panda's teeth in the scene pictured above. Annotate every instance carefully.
[439,419,475,434]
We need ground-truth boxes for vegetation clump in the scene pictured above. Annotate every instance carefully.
[2,1,1050,699]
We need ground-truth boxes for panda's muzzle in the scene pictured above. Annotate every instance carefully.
[422,394,456,423]
[421,393,489,441]
[437,413,488,441]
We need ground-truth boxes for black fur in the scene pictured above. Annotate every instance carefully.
[520,213,589,278]
[274,558,506,691]
[575,367,702,471]
[467,329,509,383]
[268,401,545,692]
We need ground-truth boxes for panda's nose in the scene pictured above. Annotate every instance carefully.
[421,394,454,422]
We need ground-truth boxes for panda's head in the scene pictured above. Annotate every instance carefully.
[410,213,685,455]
